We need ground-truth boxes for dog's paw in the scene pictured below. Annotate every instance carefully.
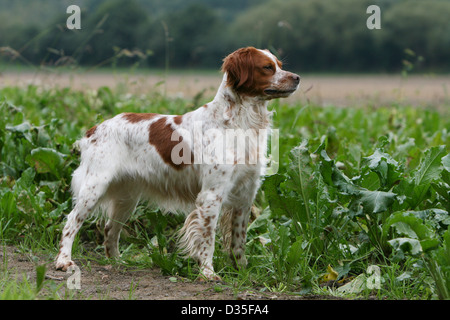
[199,266,222,282]
[55,258,76,272]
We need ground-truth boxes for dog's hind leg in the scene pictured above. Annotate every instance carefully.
[103,195,139,259]
[55,171,111,271]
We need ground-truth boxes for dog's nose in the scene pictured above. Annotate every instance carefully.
[292,74,300,84]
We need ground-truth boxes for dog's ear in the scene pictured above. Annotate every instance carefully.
[221,47,256,91]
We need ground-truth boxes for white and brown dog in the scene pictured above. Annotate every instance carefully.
[55,47,300,280]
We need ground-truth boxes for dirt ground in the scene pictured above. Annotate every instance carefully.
[2,245,331,300]
[1,70,449,108]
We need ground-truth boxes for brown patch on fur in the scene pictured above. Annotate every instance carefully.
[224,94,235,109]
[85,125,97,138]
[223,94,235,127]
[173,115,183,125]
[123,112,157,123]
[148,117,193,170]
[204,216,211,227]
[204,226,212,238]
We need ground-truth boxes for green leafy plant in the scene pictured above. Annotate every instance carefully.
[1,85,449,299]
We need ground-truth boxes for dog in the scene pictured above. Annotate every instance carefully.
[55,47,300,280]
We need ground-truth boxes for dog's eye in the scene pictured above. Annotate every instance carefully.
[263,65,273,70]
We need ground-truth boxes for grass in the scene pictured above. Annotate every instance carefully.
[0,82,449,300]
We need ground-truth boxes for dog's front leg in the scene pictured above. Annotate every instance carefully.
[178,179,228,281]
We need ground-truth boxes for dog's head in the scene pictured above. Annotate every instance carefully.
[222,47,300,99]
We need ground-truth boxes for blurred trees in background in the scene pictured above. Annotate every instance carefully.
[0,0,449,72]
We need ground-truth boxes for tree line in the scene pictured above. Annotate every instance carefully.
[1,0,449,72]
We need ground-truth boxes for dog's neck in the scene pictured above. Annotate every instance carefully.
[209,73,271,130]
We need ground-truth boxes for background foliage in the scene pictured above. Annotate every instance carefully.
[1,0,450,72]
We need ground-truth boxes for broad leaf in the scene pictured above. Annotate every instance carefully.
[383,211,435,240]
[414,146,446,187]
[441,153,450,172]
[359,190,396,214]
[441,153,450,185]
[319,149,360,195]
[320,149,396,214]
[388,237,422,256]
[286,140,314,200]
[27,148,65,178]
[263,174,303,220]
[363,149,401,188]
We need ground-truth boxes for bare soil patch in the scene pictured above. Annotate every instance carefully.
[1,246,331,300]
[1,245,231,300]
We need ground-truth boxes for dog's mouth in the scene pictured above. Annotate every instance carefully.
[264,88,297,96]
